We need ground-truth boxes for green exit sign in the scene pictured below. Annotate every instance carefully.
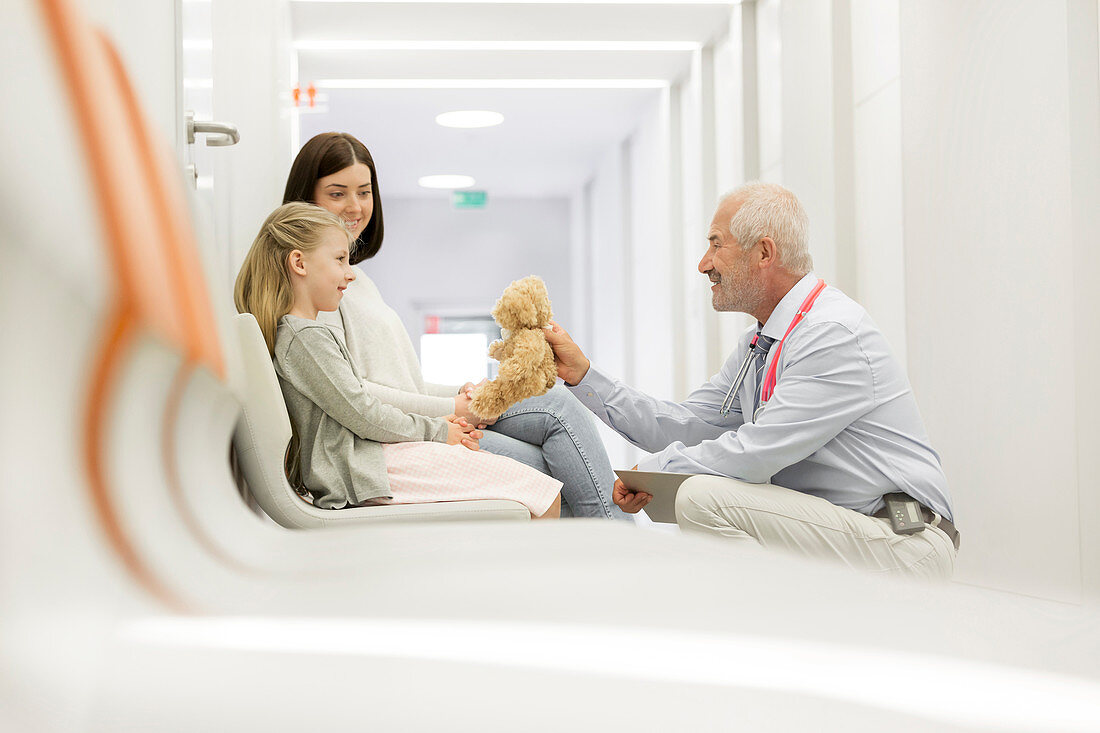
[452,190,488,209]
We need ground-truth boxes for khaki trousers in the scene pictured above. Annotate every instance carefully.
[674,476,956,581]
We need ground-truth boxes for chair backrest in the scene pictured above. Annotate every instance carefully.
[231,313,321,528]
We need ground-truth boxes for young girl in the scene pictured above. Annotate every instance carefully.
[234,202,562,518]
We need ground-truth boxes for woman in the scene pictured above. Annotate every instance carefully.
[282,132,626,519]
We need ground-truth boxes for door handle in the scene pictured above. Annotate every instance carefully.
[186,111,239,147]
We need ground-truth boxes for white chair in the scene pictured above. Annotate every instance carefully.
[230,313,530,527]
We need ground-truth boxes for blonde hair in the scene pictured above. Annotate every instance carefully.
[234,202,353,356]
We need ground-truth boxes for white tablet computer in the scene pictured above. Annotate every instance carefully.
[613,470,695,524]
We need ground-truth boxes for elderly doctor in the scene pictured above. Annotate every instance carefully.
[545,182,959,579]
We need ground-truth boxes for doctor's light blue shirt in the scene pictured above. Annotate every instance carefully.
[568,273,954,522]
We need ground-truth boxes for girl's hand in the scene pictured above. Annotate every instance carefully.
[444,415,482,450]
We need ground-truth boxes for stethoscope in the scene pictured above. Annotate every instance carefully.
[719,279,827,422]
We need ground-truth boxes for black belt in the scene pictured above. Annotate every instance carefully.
[873,502,960,551]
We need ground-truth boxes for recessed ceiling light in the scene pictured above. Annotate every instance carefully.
[436,110,504,129]
[418,175,476,189]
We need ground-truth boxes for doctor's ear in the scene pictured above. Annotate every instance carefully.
[287,249,307,276]
[757,236,777,267]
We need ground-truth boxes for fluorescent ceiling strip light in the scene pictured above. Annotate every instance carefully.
[315,79,667,90]
[293,0,737,4]
[294,40,699,52]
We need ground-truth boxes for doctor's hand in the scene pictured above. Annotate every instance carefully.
[543,321,591,386]
[612,477,652,514]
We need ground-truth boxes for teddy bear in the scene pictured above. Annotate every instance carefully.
[469,275,558,421]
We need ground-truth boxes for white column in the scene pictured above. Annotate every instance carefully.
[850,0,908,362]
[568,185,591,351]
[211,0,293,282]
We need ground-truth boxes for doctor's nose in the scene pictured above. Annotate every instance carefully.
[698,251,712,274]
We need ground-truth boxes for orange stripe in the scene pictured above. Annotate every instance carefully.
[39,0,186,347]
[83,308,185,610]
[98,32,224,378]
[39,0,189,608]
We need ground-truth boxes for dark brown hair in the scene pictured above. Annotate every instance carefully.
[282,132,384,264]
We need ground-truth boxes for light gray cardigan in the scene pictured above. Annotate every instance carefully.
[274,314,449,509]
[317,275,460,417]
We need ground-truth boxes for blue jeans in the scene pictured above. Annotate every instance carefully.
[478,384,628,520]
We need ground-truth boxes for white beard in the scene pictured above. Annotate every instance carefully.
[713,269,765,314]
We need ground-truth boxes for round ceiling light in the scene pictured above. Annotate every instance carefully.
[435,110,505,129]
[418,174,476,189]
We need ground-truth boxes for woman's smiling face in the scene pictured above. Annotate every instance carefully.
[312,162,373,239]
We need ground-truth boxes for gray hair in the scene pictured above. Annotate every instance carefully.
[719,182,813,275]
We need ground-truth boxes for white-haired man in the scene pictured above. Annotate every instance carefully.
[545,182,957,578]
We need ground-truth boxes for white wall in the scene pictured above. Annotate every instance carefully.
[626,95,674,402]
[898,0,1098,602]
[585,145,629,385]
[364,196,574,364]
[676,53,720,386]
[568,186,592,351]
[580,143,644,468]
[1071,0,1100,602]
[776,0,841,288]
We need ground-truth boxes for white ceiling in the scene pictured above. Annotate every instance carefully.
[298,87,661,197]
[289,0,735,198]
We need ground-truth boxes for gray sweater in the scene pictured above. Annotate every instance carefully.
[273,314,449,509]
[317,275,459,417]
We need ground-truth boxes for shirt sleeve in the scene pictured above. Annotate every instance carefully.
[567,359,745,454]
[278,326,449,443]
[646,322,876,482]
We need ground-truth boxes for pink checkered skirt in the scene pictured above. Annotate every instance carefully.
[374,442,562,517]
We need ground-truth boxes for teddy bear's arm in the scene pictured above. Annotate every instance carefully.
[487,338,508,361]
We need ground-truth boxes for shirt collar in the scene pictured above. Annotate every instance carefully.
[759,272,819,341]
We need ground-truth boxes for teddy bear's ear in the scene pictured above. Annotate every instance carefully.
[530,278,553,325]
